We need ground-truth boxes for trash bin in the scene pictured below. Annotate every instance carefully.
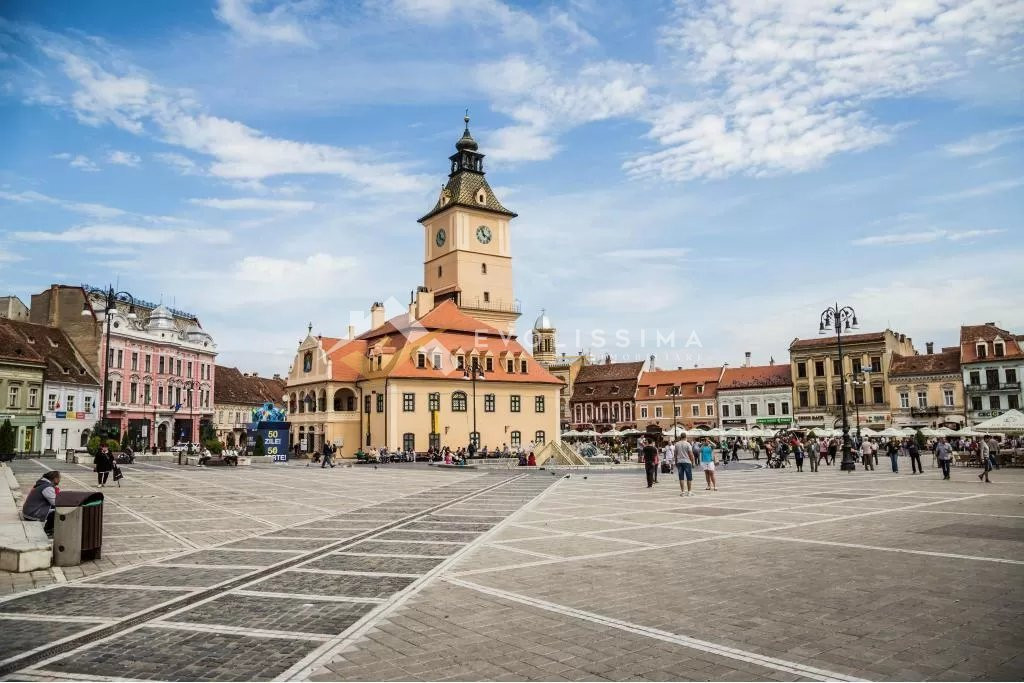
[52,491,104,566]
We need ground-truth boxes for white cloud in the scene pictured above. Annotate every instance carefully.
[383,0,595,49]
[479,58,649,163]
[36,45,428,192]
[12,223,231,245]
[600,247,690,260]
[943,125,1024,157]
[214,0,312,46]
[106,149,141,166]
[188,197,315,211]
[925,177,1024,202]
[51,152,99,172]
[852,228,1005,246]
[0,189,126,218]
[0,248,24,263]
[627,0,1024,182]
[154,152,201,175]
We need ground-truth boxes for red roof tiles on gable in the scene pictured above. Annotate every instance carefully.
[214,366,286,405]
[790,331,886,350]
[719,364,792,390]
[575,361,646,384]
[889,349,961,377]
[959,324,1023,363]
[637,368,723,400]
[0,319,97,385]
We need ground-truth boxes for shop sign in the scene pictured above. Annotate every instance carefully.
[756,417,792,425]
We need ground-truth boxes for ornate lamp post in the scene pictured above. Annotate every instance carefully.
[819,303,859,471]
[671,386,679,438]
[463,358,485,452]
[82,286,137,440]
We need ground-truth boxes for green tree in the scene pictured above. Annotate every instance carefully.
[200,421,216,442]
[120,429,131,451]
[0,419,15,454]
[914,429,927,450]
[86,435,101,455]
[253,433,266,457]
[203,438,224,455]
[226,432,236,449]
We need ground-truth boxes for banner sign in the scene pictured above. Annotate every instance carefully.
[249,420,290,462]
[756,417,793,425]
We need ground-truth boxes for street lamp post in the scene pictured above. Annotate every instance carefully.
[849,373,863,442]
[463,359,485,452]
[82,286,138,441]
[671,386,679,437]
[819,303,859,471]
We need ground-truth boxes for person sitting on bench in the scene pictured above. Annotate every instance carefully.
[22,470,60,536]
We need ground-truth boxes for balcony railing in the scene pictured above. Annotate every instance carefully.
[910,407,941,417]
[966,382,1021,393]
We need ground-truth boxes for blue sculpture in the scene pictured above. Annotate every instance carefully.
[251,402,286,423]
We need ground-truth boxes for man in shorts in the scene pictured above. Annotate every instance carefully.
[700,438,717,491]
[674,436,695,496]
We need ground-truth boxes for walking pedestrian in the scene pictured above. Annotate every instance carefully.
[887,439,899,473]
[858,440,873,471]
[642,439,658,488]
[978,439,992,483]
[674,436,695,496]
[321,442,336,468]
[94,444,114,487]
[808,439,819,472]
[935,437,953,480]
[908,440,923,474]
[699,439,717,491]
[794,442,804,472]
[826,439,837,466]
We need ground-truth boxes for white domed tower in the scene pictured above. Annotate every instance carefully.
[532,309,556,365]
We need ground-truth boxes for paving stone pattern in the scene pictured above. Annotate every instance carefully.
[0,618,104,663]
[7,461,1024,681]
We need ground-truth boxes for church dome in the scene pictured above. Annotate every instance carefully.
[533,310,553,330]
[146,305,177,332]
[185,322,212,344]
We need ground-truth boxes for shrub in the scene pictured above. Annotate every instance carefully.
[0,419,15,454]
[204,438,224,455]
[914,429,927,450]
[226,433,236,449]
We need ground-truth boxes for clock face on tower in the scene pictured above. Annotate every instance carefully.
[476,225,492,244]
[435,228,446,247]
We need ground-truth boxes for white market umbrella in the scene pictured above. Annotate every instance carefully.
[620,428,643,436]
[663,426,686,438]
[725,428,750,438]
[601,429,623,438]
[919,428,940,437]
[878,427,904,438]
[561,429,581,437]
[972,408,1024,434]
[578,429,600,437]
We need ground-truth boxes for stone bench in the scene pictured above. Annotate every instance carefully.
[0,464,52,573]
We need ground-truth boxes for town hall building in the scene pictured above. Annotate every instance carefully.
[285,117,562,457]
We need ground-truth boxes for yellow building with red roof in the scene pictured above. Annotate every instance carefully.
[284,117,562,457]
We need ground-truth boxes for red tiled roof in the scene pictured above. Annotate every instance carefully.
[790,331,886,350]
[214,366,286,405]
[575,361,646,384]
[0,319,97,385]
[570,361,645,403]
[719,364,792,390]
[328,301,561,385]
[959,324,1023,363]
[889,349,961,377]
[637,368,722,400]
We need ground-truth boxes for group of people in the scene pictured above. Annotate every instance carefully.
[640,436,718,494]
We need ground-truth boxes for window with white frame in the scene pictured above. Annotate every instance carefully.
[899,392,909,409]
[722,404,730,417]
[655,406,663,418]
[8,386,19,408]
[66,395,75,412]
[28,387,38,408]
[47,393,57,411]
[691,404,699,416]
[640,406,648,418]
[943,389,954,407]
[706,402,714,416]
[917,391,928,409]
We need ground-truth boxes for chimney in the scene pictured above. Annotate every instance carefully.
[415,286,433,319]
[605,353,612,365]
[744,351,751,367]
[273,373,281,380]
[370,302,385,330]
[926,342,934,354]
[347,324,355,340]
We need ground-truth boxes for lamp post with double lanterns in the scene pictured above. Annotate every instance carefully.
[82,286,138,441]
[463,358,485,454]
[819,303,859,471]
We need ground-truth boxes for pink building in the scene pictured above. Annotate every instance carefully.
[30,285,217,450]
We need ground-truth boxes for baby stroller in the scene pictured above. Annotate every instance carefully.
[766,451,785,468]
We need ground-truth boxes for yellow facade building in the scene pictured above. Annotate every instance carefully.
[284,117,562,457]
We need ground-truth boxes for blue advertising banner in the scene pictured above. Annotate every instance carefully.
[249,420,290,462]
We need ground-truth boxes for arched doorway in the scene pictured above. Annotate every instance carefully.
[80,429,91,448]
[157,423,168,450]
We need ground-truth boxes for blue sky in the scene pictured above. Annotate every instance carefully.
[1,0,1022,375]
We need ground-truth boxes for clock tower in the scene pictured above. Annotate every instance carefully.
[419,115,519,334]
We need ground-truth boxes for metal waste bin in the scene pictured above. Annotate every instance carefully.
[53,491,104,566]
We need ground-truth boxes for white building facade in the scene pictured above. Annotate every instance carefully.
[42,380,100,453]
[717,364,793,431]
[960,324,1023,425]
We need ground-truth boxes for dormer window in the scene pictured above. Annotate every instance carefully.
[995,341,1005,357]
[520,359,527,373]
[433,352,442,370]
[697,384,705,394]
[976,343,987,359]
[456,355,465,371]
[506,359,514,373]
[476,189,486,204]
[648,387,655,396]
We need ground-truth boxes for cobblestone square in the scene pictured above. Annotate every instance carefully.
[1,459,1022,681]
